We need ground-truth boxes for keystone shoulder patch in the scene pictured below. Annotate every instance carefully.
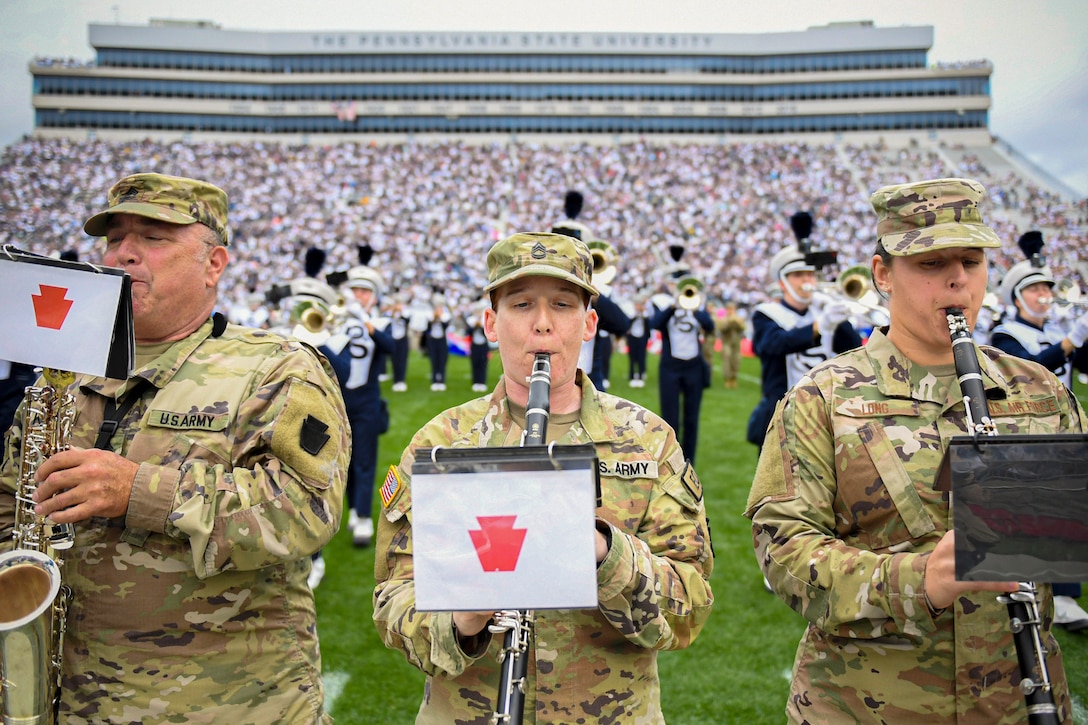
[299,415,331,455]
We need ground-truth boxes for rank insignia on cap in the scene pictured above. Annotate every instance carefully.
[531,242,547,259]
[299,415,330,455]
[381,465,404,508]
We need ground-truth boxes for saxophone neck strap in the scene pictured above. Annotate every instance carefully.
[94,378,153,451]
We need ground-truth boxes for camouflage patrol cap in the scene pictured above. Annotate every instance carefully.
[84,173,230,246]
[870,177,1001,256]
[485,232,599,299]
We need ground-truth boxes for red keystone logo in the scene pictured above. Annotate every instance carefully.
[32,285,73,330]
[468,516,527,572]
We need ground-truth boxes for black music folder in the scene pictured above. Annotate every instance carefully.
[935,434,1088,582]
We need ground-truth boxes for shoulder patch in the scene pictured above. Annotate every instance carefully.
[299,414,331,455]
[380,465,404,509]
[680,462,703,502]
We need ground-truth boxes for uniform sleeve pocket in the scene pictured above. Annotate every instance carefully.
[847,421,937,550]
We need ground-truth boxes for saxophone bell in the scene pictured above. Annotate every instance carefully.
[0,545,65,724]
[2,369,78,724]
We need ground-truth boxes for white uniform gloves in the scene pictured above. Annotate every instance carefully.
[815,299,851,337]
[1067,312,1088,349]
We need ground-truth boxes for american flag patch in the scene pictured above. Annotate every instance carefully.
[380,465,403,509]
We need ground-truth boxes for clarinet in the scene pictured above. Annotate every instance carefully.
[490,353,551,724]
[946,310,1060,724]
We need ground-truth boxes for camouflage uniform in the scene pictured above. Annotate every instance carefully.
[745,178,1082,724]
[373,373,714,725]
[0,318,350,724]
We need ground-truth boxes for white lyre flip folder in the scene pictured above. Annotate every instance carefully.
[0,246,133,379]
[411,444,599,612]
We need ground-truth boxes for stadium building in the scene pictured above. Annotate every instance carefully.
[31,19,994,143]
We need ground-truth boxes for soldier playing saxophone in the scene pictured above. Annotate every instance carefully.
[0,173,350,723]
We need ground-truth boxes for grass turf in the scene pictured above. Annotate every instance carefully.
[315,349,1088,723]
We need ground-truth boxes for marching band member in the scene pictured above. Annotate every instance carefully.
[465,299,492,392]
[746,213,862,450]
[990,231,1088,392]
[990,230,1088,632]
[388,292,412,392]
[552,193,631,390]
[625,294,653,388]
[425,293,452,392]
[331,266,394,549]
[651,278,713,464]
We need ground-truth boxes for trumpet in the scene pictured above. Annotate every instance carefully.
[291,299,331,333]
[587,240,617,287]
[1046,278,1088,311]
[676,276,705,311]
[811,265,889,324]
[838,265,871,301]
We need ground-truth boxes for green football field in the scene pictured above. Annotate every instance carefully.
[314,349,1088,724]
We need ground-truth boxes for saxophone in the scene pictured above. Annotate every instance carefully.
[0,368,76,725]
[489,353,551,724]
[946,311,1060,725]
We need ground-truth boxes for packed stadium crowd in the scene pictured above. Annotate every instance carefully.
[0,135,1084,324]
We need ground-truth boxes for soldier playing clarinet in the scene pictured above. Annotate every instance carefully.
[746,178,1084,723]
[373,231,714,724]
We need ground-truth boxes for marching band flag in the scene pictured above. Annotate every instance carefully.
[412,466,598,612]
[0,249,133,378]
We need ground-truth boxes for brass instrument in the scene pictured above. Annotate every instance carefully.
[838,265,870,300]
[676,276,705,311]
[0,368,77,725]
[812,265,889,324]
[286,277,347,334]
[587,240,617,287]
[291,299,331,334]
[1048,278,1088,311]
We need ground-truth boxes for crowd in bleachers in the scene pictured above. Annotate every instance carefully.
[1,135,1084,322]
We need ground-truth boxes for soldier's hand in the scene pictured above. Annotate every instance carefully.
[33,447,140,522]
[922,531,1018,610]
[453,611,494,638]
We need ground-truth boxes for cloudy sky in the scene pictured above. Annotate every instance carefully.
[1,0,1085,196]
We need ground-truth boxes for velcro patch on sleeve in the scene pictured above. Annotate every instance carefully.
[380,465,404,509]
